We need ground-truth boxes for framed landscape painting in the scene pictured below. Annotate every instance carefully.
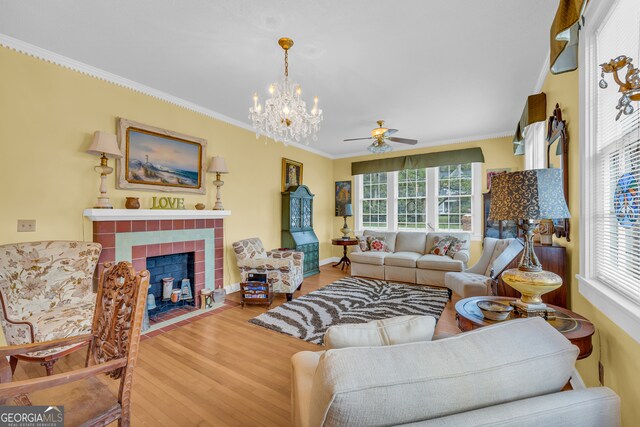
[335,181,352,216]
[116,118,207,194]
[282,158,303,191]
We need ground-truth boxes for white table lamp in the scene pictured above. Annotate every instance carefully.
[207,156,229,210]
[86,131,123,209]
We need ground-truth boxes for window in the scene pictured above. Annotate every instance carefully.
[355,163,481,237]
[361,172,388,229]
[398,169,427,229]
[438,164,473,231]
[523,121,547,169]
[579,0,640,343]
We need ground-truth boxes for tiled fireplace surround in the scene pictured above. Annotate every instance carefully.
[85,210,229,315]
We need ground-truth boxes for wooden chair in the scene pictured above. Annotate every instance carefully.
[0,262,149,427]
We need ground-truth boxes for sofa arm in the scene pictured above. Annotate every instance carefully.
[453,249,470,266]
[238,257,295,270]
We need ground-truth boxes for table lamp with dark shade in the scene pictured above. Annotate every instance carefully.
[488,169,571,316]
[340,203,353,239]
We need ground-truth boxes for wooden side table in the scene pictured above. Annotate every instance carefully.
[455,296,594,359]
[331,238,358,270]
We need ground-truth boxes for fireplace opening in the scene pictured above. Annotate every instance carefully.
[146,252,197,324]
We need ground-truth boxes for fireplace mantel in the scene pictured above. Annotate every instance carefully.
[84,208,231,221]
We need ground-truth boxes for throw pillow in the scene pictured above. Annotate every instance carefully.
[356,236,369,251]
[446,238,467,258]
[429,236,454,256]
[323,315,436,349]
[368,236,387,252]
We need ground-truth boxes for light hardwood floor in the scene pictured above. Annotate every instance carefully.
[14,265,461,426]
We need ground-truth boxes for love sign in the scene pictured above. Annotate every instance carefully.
[151,197,185,210]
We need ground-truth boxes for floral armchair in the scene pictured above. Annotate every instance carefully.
[232,238,304,300]
[0,241,102,375]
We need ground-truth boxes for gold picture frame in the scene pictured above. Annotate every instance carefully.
[282,158,303,192]
[116,118,207,194]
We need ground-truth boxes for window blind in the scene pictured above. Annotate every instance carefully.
[594,0,640,303]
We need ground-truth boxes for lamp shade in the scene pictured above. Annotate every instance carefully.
[489,169,570,221]
[207,156,229,174]
[343,203,353,217]
[87,131,122,158]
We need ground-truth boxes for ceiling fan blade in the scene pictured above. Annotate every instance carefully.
[384,129,399,137]
[388,137,418,145]
[343,137,373,141]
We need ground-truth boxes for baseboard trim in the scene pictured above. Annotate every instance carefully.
[224,283,240,294]
[320,257,339,266]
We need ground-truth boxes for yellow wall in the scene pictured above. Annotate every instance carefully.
[0,47,335,287]
[332,136,521,264]
[540,69,640,425]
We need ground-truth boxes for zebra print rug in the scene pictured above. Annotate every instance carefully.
[248,276,449,344]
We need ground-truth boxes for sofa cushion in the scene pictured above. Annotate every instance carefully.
[384,252,421,268]
[363,230,398,252]
[350,251,388,266]
[309,318,579,427]
[416,254,464,272]
[324,315,436,349]
[395,232,427,254]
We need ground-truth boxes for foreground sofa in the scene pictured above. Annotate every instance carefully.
[350,230,471,286]
[291,317,620,427]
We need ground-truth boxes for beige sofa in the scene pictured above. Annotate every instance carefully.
[350,230,471,286]
[291,317,620,427]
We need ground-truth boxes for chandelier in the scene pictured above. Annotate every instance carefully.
[599,55,640,120]
[249,37,323,145]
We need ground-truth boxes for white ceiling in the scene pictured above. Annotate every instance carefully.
[0,0,558,158]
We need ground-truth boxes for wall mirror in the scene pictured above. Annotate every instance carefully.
[546,103,570,241]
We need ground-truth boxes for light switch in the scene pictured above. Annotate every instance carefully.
[17,220,36,232]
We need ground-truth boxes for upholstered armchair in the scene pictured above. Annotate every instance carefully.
[232,238,304,300]
[444,237,523,298]
[0,241,102,375]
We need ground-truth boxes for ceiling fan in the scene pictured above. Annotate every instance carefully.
[344,120,418,153]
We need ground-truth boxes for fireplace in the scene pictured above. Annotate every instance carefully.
[84,209,230,330]
[146,252,197,324]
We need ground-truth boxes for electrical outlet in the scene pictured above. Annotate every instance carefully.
[17,220,36,232]
[598,361,605,385]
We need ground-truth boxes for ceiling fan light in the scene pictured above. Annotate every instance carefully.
[367,143,392,154]
[371,128,388,137]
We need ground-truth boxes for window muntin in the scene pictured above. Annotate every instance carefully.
[397,169,427,229]
[437,164,473,231]
[361,172,388,229]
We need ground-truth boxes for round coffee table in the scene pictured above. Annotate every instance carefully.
[331,238,358,270]
[455,296,594,359]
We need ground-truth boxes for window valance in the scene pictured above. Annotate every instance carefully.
[550,0,588,74]
[512,92,547,156]
[350,147,484,176]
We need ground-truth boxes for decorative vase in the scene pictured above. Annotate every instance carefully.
[171,289,181,303]
[213,288,226,304]
[162,278,174,300]
[125,197,140,209]
[146,294,157,310]
[539,219,554,246]
[195,203,206,210]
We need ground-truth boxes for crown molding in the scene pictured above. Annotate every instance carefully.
[534,49,551,94]
[0,33,336,159]
[332,131,513,159]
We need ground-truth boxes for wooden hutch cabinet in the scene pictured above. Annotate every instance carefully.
[281,185,320,277]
